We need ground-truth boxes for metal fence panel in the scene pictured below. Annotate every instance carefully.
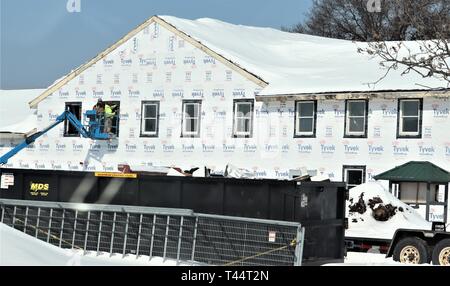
[0,199,303,266]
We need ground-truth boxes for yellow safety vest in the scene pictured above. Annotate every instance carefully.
[105,105,115,118]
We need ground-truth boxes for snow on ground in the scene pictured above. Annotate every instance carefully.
[0,223,195,266]
[160,16,446,96]
[326,251,433,266]
[345,182,432,240]
[324,252,401,266]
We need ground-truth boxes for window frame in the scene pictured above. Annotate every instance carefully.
[294,100,317,138]
[105,100,120,137]
[140,101,160,138]
[232,99,254,138]
[344,99,368,138]
[397,98,423,139]
[64,102,82,137]
[181,100,202,138]
[342,165,366,189]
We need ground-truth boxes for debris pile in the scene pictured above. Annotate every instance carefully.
[346,182,431,240]
[348,193,367,214]
[372,204,398,221]
[348,191,400,222]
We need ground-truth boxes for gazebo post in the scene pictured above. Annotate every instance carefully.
[426,182,431,222]
[445,184,449,224]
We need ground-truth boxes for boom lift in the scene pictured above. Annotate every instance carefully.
[0,109,111,165]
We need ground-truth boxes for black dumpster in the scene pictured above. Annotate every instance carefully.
[0,168,346,265]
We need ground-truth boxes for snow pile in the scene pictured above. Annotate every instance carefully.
[345,182,432,240]
[160,16,446,95]
[0,223,195,266]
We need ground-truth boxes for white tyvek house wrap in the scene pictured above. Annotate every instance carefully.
[0,21,449,184]
[1,21,261,172]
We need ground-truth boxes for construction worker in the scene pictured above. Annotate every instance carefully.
[93,99,106,132]
[104,103,118,135]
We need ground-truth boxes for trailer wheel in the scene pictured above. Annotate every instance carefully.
[432,239,450,266]
[393,237,429,264]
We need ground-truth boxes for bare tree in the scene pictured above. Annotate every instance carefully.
[286,0,450,86]
[359,39,450,87]
[287,0,450,41]
[357,1,450,87]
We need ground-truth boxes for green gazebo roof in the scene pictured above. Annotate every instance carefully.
[374,161,450,183]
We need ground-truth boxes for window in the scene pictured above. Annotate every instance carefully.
[64,102,82,137]
[182,100,201,137]
[295,101,316,137]
[233,99,254,137]
[345,100,368,137]
[399,182,427,204]
[399,183,445,204]
[398,99,422,138]
[105,101,120,137]
[140,101,159,137]
[343,165,366,189]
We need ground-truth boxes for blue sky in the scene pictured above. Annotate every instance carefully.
[0,0,312,89]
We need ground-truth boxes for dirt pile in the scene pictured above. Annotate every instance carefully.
[349,193,400,222]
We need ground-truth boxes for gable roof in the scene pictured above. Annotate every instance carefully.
[373,161,450,183]
[29,16,268,108]
[29,15,449,107]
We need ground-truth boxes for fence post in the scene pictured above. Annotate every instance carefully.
[35,207,41,238]
[136,214,143,258]
[176,216,184,264]
[96,211,103,256]
[23,206,29,233]
[46,208,53,243]
[12,206,17,228]
[109,212,117,257]
[59,209,65,248]
[0,205,4,223]
[191,216,198,262]
[122,213,130,258]
[84,211,91,255]
[294,226,305,266]
[149,214,156,260]
[72,210,78,249]
[163,215,170,259]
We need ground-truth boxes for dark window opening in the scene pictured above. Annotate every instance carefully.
[140,101,159,137]
[343,165,366,189]
[344,100,368,138]
[397,99,422,138]
[181,100,201,137]
[64,102,82,137]
[295,100,317,138]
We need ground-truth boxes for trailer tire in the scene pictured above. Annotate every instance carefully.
[393,237,429,264]
[432,239,450,266]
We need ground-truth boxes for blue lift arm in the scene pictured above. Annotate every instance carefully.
[0,109,107,165]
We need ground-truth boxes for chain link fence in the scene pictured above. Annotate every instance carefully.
[0,199,304,266]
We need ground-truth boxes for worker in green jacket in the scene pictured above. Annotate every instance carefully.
[104,103,118,135]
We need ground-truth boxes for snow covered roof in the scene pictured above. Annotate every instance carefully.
[160,16,448,96]
[29,15,449,107]
[0,89,43,138]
